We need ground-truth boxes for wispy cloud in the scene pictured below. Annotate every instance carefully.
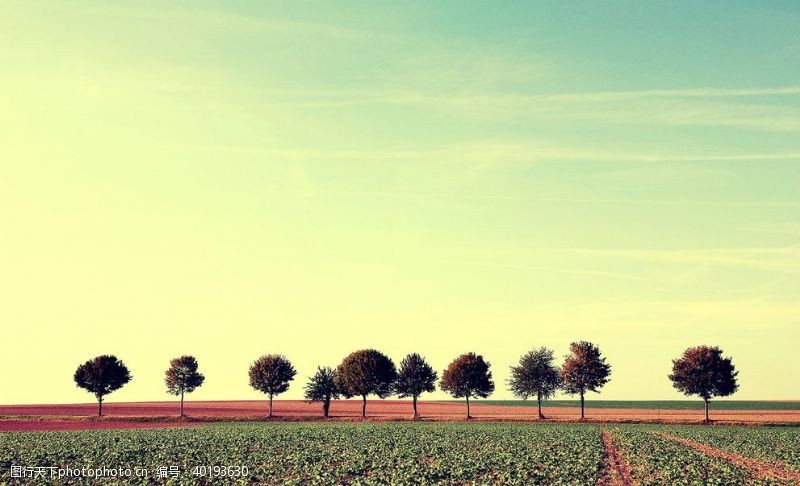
[261,86,800,132]
[260,85,800,105]
[748,223,800,237]
[449,260,662,282]
[351,192,800,208]
[512,86,800,102]
[525,246,800,274]
[22,1,366,40]
[527,298,800,330]
[185,140,800,165]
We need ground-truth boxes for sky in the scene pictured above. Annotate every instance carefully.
[1,1,799,405]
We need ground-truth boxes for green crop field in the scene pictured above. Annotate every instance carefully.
[2,423,800,484]
[1,423,603,485]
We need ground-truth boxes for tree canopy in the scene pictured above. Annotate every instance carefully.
[336,349,397,418]
[440,352,494,418]
[74,355,132,416]
[165,355,205,416]
[669,345,739,421]
[304,366,340,418]
[249,354,296,417]
[507,347,561,419]
[561,341,611,419]
[394,353,437,419]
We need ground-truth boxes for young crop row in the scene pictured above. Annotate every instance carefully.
[658,425,800,473]
[606,425,753,485]
[0,423,605,485]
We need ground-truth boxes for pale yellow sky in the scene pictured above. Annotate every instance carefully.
[1,1,799,404]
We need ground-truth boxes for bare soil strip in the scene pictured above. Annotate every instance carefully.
[597,429,635,486]
[3,401,800,422]
[654,432,800,483]
[0,420,204,432]
[2,402,800,432]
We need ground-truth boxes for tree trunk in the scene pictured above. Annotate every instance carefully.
[537,390,544,419]
[466,395,471,419]
[180,390,184,417]
[269,394,273,418]
[413,396,418,419]
[98,397,103,417]
[362,395,367,419]
[704,398,709,423]
[323,398,330,418]
[580,390,585,419]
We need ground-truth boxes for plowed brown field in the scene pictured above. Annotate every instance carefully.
[1,400,799,431]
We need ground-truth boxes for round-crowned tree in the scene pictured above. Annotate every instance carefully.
[394,353,437,419]
[249,354,296,418]
[165,355,205,417]
[335,349,397,418]
[508,347,561,419]
[561,341,611,419]
[439,352,494,419]
[74,355,132,416]
[669,345,739,422]
[304,366,340,418]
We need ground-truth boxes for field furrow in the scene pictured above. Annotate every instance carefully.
[607,425,753,485]
[657,425,800,473]
[597,429,635,486]
[654,429,800,483]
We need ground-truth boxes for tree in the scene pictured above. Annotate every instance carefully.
[249,354,296,418]
[439,352,494,419]
[304,367,340,418]
[394,353,438,419]
[335,349,397,418]
[508,347,561,419]
[74,355,132,416]
[561,341,611,419]
[669,345,739,422]
[165,356,205,417]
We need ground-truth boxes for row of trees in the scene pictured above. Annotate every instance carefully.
[74,343,738,421]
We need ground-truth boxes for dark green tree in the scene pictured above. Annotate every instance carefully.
[561,341,611,419]
[335,349,397,418]
[74,355,132,416]
[304,366,340,418]
[249,354,296,418]
[394,353,437,419]
[439,352,494,419]
[669,345,739,422]
[508,347,561,419]
[165,355,205,417]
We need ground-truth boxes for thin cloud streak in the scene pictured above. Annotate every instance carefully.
[449,260,661,282]
[184,142,800,164]
[19,1,367,40]
[525,246,800,274]
[263,85,800,106]
[260,87,800,132]
[350,191,800,208]
[518,86,800,102]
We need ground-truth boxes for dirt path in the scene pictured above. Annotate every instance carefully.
[654,432,800,483]
[597,429,635,486]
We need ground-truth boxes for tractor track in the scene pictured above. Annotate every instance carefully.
[654,431,800,483]
[598,428,635,486]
